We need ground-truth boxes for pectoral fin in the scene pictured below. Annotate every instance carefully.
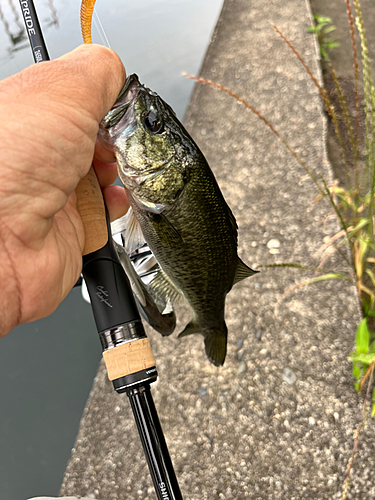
[149,213,184,248]
[114,242,176,336]
[148,269,185,305]
[118,207,146,254]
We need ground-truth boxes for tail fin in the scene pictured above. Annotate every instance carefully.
[178,320,228,366]
[204,328,227,366]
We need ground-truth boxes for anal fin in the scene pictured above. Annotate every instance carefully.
[178,321,201,338]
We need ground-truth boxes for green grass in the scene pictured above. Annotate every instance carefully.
[307,14,339,62]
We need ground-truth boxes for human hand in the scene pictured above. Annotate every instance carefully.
[0,44,129,337]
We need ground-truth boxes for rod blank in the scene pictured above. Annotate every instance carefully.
[19,0,49,62]
[128,385,183,500]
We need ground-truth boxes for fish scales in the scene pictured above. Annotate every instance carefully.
[129,155,238,320]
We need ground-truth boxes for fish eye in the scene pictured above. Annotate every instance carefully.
[143,110,163,134]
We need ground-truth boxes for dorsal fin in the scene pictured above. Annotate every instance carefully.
[233,257,258,286]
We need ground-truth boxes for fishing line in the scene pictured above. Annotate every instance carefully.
[93,9,111,48]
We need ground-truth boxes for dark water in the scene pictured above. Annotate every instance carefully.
[0,1,223,499]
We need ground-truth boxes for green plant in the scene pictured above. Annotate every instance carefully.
[350,318,375,406]
[307,14,340,62]
[273,2,375,407]
[185,3,375,352]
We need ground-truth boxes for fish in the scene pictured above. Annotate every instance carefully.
[98,74,257,366]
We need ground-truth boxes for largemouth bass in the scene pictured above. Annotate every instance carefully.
[99,74,256,366]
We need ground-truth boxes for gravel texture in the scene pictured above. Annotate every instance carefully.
[60,0,375,498]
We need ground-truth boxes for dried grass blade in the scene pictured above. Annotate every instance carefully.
[340,362,375,500]
[320,175,349,234]
[182,72,324,195]
[353,0,375,240]
[271,23,349,170]
[359,283,375,298]
[258,263,320,271]
[359,359,375,393]
[314,229,346,257]
[279,272,352,302]
[345,0,360,171]
[329,63,357,179]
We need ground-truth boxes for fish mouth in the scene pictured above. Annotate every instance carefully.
[98,73,146,152]
[100,74,142,130]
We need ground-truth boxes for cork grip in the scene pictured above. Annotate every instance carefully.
[76,166,108,255]
[103,338,156,381]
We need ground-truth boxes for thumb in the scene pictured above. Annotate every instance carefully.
[55,44,127,122]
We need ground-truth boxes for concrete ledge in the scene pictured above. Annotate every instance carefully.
[61,0,374,498]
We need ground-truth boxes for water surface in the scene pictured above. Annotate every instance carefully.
[0,0,223,117]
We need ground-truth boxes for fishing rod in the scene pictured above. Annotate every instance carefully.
[18,2,183,499]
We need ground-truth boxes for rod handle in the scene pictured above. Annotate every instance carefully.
[103,339,156,381]
[76,166,108,255]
